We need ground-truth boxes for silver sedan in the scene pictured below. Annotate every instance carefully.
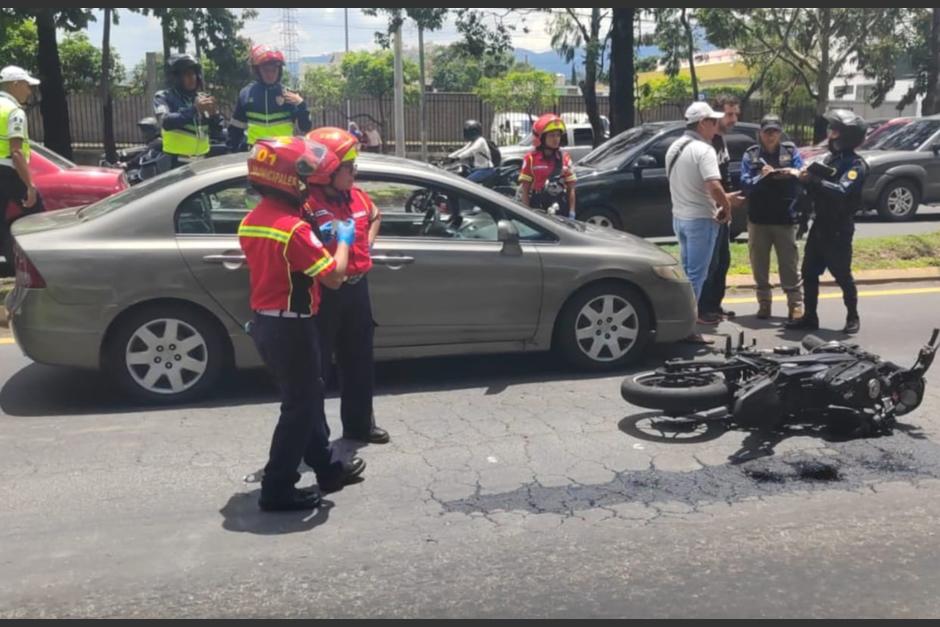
[6,153,695,403]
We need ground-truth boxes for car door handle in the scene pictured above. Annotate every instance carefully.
[372,255,415,266]
[203,253,247,265]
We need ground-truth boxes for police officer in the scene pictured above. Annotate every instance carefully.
[0,66,43,269]
[787,109,868,334]
[518,113,577,218]
[304,127,389,445]
[239,136,365,511]
[153,54,223,164]
[740,114,804,321]
[228,44,312,153]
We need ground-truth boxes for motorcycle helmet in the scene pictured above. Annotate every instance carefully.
[248,136,333,202]
[168,53,203,91]
[302,127,359,186]
[824,109,867,152]
[463,119,483,141]
[249,43,285,83]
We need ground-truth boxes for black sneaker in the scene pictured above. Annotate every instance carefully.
[343,426,390,444]
[259,487,322,512]
[785,316,819,331]
[843,316,860,334]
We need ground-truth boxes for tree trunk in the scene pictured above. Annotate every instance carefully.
[813,7,832,143]
[35,10,73,159]
[680,9,699,100]
[923,7,940,116]
[101,7,117,164]
[581,8,604,147]
[609,8,635,135]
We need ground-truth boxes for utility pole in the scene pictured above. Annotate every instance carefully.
[345,8,351,124]
[418,24,428,162]
[393,21,405,157]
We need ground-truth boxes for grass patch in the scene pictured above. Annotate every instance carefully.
[660,231,940,275]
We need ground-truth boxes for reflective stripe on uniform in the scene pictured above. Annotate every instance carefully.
[304,256,333,277]
[237,223,293,244]
[161,122,209,156]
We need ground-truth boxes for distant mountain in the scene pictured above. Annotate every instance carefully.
[512,46,662,77]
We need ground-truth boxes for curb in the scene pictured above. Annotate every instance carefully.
[725,267,940,290]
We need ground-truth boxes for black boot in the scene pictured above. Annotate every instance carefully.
[786,313,819,331]
[843,313,860,334]
[259,487,322,512]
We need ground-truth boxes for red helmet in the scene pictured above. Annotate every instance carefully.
[303,127,360,185]
[250,43,285,67]
[532,113,566,149]
[248,136,334,202]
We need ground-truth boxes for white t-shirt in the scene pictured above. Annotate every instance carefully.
[665,130,721,220]
[449,137,493,169]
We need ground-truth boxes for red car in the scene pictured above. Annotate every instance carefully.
[798,117,913,160]
[3,143,127,269]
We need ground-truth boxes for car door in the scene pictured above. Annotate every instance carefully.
[358,176,543,347]
[920,126,940,202]
[616,128,683,237]
[174,177,255,328]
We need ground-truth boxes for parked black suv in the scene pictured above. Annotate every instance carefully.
[575,121,776,238]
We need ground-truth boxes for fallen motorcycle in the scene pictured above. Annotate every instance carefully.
[620,330,938,435]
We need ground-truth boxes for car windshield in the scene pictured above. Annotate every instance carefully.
[32,143,76,169]
[579,125,660,169]
[77,166,196,220]
[874,119,940,151]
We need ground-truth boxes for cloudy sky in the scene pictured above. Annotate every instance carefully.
[82,8,584,69]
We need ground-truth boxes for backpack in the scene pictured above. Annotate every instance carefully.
[485,139,502,167]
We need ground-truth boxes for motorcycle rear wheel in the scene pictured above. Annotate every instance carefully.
[621,371,731,414]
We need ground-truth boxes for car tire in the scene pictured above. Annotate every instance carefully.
[105,303,227,404]
[877,179,920,221]
[580,206,622,230]
[555,282,651,371]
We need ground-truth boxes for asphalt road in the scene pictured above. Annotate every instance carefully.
[2,281,940,618]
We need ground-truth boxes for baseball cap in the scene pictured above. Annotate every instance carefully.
[760,114,783,131]
[0,65,40,86]
[684,101,724,124]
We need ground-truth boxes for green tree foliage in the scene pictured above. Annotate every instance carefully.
[476,67,556,115]
[58,32,125,91]
[302,65,346,117]
[429,43,514,92]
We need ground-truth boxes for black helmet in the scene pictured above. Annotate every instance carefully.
[169,53,202,76]
[463,119,483,141]
[824,109,867,152]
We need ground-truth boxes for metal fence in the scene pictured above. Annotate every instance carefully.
[25,90,852,152]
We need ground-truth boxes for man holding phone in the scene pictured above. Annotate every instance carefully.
[740,114,804,321]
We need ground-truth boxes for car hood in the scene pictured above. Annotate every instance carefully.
[580,222,678,265]
[856,149,924,167]
[572,163,613,181]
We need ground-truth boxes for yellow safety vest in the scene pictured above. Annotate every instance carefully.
[162,120,209,157]
[246,110,294,146]
[0,95,30,164]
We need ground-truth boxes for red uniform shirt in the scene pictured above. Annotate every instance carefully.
[304,185,378,275]
[518,149,576,191]
[238,196,336,315]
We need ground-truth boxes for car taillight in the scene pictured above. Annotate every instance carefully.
[14,242,45,289]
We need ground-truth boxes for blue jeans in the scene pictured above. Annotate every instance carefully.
[672,217,720,301]
[467,167,496,183]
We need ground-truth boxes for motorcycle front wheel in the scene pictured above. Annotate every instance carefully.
[621,371,731,414]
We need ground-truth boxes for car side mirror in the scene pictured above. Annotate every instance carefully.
[634,154,657,170]
[497,219,522,255]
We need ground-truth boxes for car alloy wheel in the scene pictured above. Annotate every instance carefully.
[124,318,209,395]
[574,294,639,362]
[886,185,915,217]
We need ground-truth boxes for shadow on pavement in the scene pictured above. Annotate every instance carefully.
[0,342,721,418]
[219,490,334,535]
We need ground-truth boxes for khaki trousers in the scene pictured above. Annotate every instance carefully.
[747,221,803,309]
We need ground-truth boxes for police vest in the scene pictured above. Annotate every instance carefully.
[0,96,30,164]
[246,110,295,146]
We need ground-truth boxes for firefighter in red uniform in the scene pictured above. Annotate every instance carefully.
[518,113,577,218]
[304,127,389,445]
[238,136,366,512]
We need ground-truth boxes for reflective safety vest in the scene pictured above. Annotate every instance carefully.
[0,94,29,165]
[162,121,209,157]
[246,110,295,146]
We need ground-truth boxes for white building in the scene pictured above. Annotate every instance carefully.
[828,58,922,118]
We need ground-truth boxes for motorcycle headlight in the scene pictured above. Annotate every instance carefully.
[653,264,686,282]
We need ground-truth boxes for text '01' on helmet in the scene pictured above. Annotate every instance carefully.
[248,136,333,202]
[824,109,867,152]
[532,113,566,149]
[303,127,359,185]
[463,119,483,141]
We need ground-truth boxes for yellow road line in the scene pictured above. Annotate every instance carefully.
[0,337,14,345]
[724,286,940,305]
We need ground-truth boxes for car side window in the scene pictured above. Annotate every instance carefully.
[572,128,594,146]
[645,132,681,168]
[175,177,259,235]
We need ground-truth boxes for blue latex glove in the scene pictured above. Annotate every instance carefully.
[336,218,356,246]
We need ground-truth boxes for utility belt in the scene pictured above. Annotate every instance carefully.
[255,309,313,319]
